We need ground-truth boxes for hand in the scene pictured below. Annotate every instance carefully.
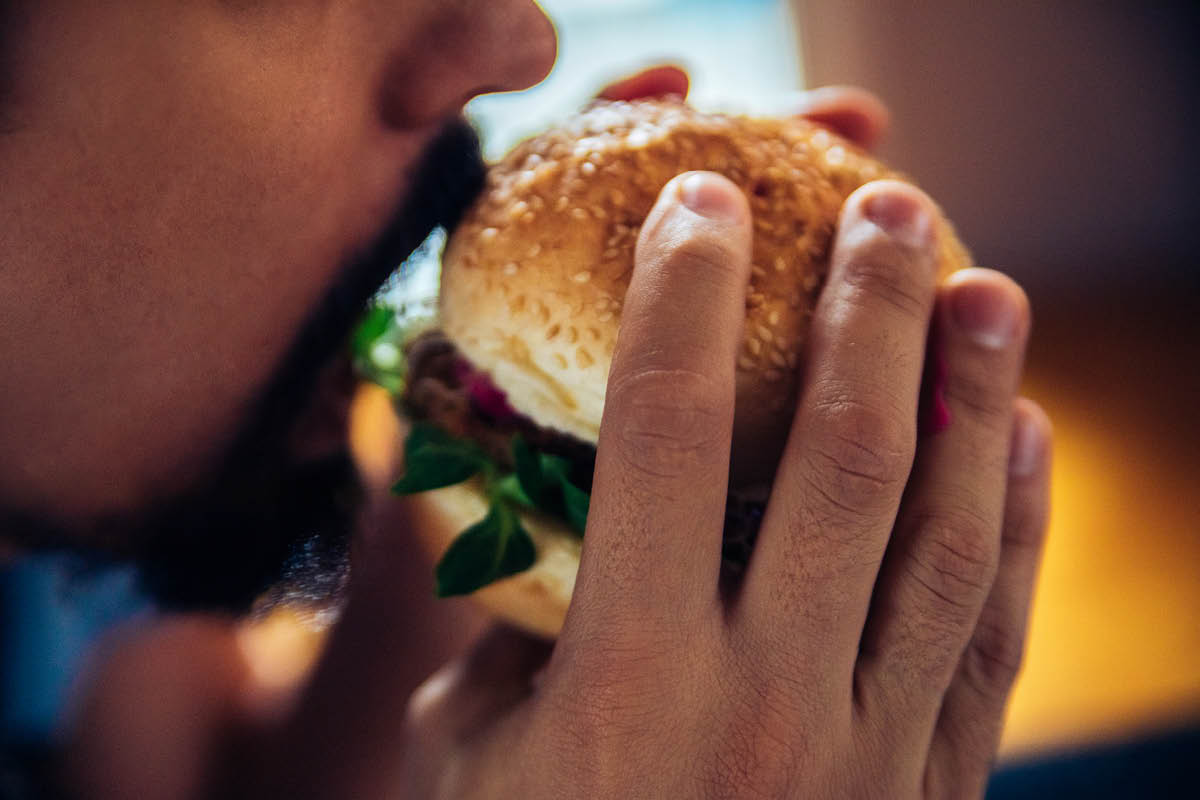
[397,169,1050,797]
[64,82,1052,800]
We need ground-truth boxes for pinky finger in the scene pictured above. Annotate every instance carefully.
[925,398,1052,798]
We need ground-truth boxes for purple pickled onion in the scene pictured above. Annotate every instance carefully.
[918,321,953,436]
[454,358,517,421]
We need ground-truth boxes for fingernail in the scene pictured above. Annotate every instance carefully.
[949,276,1021,349]
[678,173,742,220]
[861,188,933,251]
[1009,409,1044,478]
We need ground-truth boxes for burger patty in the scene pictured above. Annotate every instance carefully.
[402,329,764,569]
[403,330,597,489]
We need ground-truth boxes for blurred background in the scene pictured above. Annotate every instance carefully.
[469,0,1200,775]
[6,0,1195,794]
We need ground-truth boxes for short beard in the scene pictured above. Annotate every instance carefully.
[1,118,486,614]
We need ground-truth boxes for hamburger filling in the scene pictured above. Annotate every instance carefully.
[358,316,764,595]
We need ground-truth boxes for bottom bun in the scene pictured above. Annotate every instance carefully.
[402,480,581,639]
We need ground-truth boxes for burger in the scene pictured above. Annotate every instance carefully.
[362,99,970,638]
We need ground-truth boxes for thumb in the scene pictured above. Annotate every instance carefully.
[407,625,553,741]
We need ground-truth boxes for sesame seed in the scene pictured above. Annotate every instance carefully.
[510,295,526,313]
[737,355,755,371]
[747,338,762,355]
[572,271,592,284]
[527,243,542,258]
[770,351,787,368]
[751,265,766,278]
[786,351,798,369]
[747,293,765,308]
[756,324,772,340]
[521,212,536,225]
[597,311,614,323]
[554,353,568,370]
[603,248,619,260]
[509,200,529,220]
[774,256,787,272]
[503,262,518,275]
[567,327,579,344]
[571,208,588,220]
[546,323,561,340]
[555,196,570,212]
[581,161,597,176]
[576,348,595,368]
[803,273,819,291]
[480,227,499,242]
[610,189,625,206]
[591,207,608,220]
[768,310,781,326]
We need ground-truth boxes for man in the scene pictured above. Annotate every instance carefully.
[0,1,1050,797]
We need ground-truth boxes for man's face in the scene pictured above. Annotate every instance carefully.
[0,0,555,605]
[0,1,554,527]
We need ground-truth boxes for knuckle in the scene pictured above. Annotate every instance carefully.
[604,368,730,483]
[659,228,743,283]
[699,641,828,799]
[836,238,932,320]
[403,665,457,735]
[805,393,913,514]
[961,611,1026,695]
[943,366,1016,427]
[904,510,998,622]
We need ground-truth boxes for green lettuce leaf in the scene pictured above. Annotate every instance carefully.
[435,502,536,597]
[391,423,488,494]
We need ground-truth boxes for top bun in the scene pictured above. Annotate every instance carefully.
[441,99,970,487]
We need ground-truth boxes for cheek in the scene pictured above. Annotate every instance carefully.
[10,1,433,510]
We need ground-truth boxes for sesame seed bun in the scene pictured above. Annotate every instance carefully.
[409,99,971,637]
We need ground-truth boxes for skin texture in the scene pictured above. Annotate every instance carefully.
[0,3,1052,797]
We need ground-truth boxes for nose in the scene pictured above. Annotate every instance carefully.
[381,0,557,129]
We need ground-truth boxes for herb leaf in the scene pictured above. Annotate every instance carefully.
[513,435,548,504]
[435,502,536,597]
[511,436,590,534]
[392,423,488,494]
[561,479,590,534]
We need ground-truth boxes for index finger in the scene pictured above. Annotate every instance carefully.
[563,172,751,636]
[794,86,891,150]
[596,65,690,102]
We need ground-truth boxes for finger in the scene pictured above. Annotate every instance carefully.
[925,399,1051,798]
[568,171,751,631]
[64,618,250,800]
[401,626,550,798]
[407,625,552,742]
[736,181,938,677]
[597,65,690,102]
[793,85,890,150]
[855,270,1031,738]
